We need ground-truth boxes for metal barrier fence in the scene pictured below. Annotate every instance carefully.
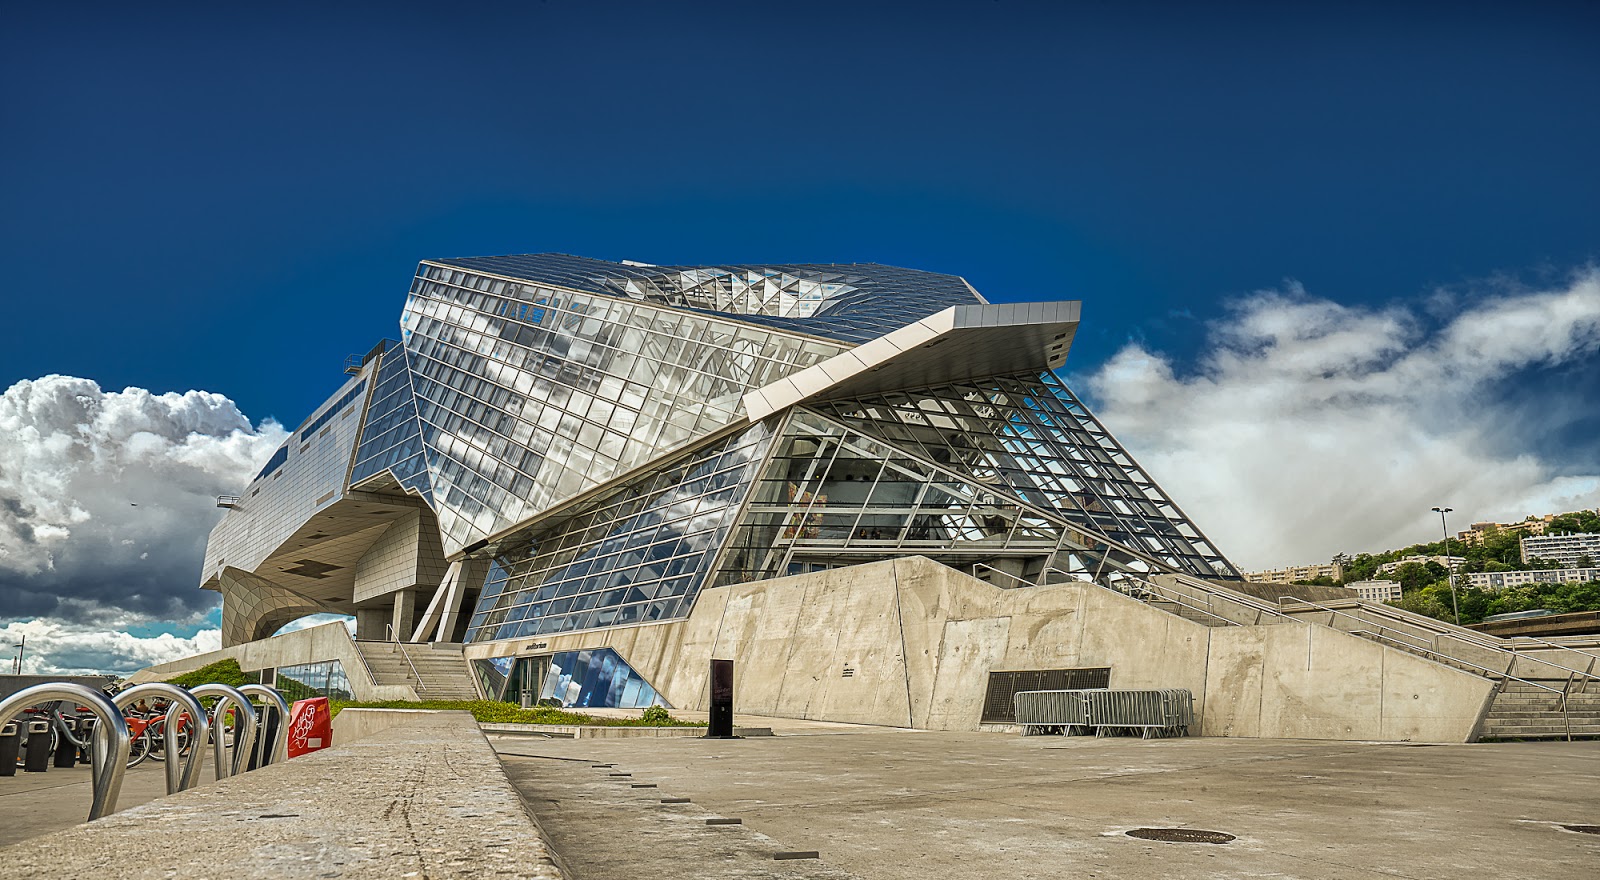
[0,679,293,821]
[1014,688,1194,739]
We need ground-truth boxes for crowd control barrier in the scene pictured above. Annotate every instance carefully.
[189,683,258,780]
[1014,688,1194,739]
[113,683,212,795]
[0,683,131,820]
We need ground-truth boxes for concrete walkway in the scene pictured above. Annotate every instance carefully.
[1,712,562,879]
[491,730,1600,880]
[0,749,219,848]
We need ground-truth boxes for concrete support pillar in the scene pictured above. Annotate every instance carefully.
[390,589,415,641]
[355,608,388,640]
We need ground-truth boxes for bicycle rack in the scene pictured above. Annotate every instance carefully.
[189,683,258,780]
[113,683,212,794]
[237,684,291,768]
[0,683,131,820]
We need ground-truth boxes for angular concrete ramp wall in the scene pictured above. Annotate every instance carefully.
[128,621,417,701]
[467,557,1496,742]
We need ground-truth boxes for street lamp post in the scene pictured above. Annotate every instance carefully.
[1431,506,1461,625]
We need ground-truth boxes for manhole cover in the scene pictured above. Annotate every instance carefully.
[1561,824,1600,835]
[1126,828,1235,844]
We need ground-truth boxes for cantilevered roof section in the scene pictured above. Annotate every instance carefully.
[742,301,1080,421]
[427,253,985,343]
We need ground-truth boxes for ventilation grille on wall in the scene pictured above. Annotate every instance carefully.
[980,667,1110,724]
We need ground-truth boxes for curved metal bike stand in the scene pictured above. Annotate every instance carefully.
[0,683,131,820]
[113,683,212,794]
[237,684,291,767]
[189,683,258,780]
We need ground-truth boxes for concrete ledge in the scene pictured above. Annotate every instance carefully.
[480,722,770,738]
[0,711,562,879]
[332,707,442,744]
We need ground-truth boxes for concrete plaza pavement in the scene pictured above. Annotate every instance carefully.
[0,751,216,848]
[491,728,1600,880]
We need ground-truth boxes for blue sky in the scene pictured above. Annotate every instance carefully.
[2,2,1597,672]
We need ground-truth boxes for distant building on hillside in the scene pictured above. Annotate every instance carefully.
[1466,568,1600,591]
[1455,515,1555,546]
[1377,555,1466,575]
[1346,579,1402,602]
[1520,532,1600,568]
[1244,562,1344,584]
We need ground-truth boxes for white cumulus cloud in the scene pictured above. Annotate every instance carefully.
[1082,271,1600,571]
[0,376,286,674]
[1,618,222,675]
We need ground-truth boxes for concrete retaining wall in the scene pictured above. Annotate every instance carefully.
[127,621,416,701]
[464,557,1497,742]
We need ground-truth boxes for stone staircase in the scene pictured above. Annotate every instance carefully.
[355,641,480,701]
[1480,681,1600,740]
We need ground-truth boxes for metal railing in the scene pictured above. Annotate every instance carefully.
[1345,627,1572,741]
[190,683,258,779]
[1276,596,1600,693]
[113,683,212,794]
[386,623,425,691]
[1041,565,1292,628]
[0,683,131,820]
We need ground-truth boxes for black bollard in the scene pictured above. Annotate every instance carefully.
[53,716,78,767]
[705,658,737,739]
[23,720,53,772]
[0,721,19,776]
[77,716,96,764]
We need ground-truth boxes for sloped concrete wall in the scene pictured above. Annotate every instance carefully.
[463,557,1496,742]
[128,622,416,701]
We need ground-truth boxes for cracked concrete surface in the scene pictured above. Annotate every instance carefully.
[490,729,1600,880]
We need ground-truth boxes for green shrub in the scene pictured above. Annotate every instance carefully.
[641,705,671,724]
[164,658,254,689]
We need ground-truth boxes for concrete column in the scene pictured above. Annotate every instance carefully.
[390,589,415,641]
[355,608,387,640]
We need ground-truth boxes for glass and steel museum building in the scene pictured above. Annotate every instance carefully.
[202,253,1240,710]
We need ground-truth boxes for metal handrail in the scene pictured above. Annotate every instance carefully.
[392,633,425,697]
[1044,566,1288,627]
[1349,629,1571,742]
[1278,596,1600,690]
[0,683,131,820]
[1050,566,1244,626]
[1306,594,1600,670]
[971,562,1033,589]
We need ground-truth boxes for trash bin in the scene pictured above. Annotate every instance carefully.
[23,719,53,772]
[0,721,20,777]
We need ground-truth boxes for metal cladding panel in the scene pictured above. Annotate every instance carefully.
[980,669,1111,723]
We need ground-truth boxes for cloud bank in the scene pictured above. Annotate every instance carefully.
[0,376,285,671]
[1,617,222,675]
[1084,271,1600,571]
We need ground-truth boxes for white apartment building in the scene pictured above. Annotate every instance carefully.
[1346,579,1403,602]
[1377,555,1466,575]
[1244,562,1345,585]
[1465,568,1600,591]
[1520,533,1600,568]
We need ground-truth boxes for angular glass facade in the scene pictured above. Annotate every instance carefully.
[209,250,1242,652]
[463,423,773,641]
[274,660,354,702]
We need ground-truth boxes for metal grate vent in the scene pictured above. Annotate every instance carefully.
[980,668,1110,723]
